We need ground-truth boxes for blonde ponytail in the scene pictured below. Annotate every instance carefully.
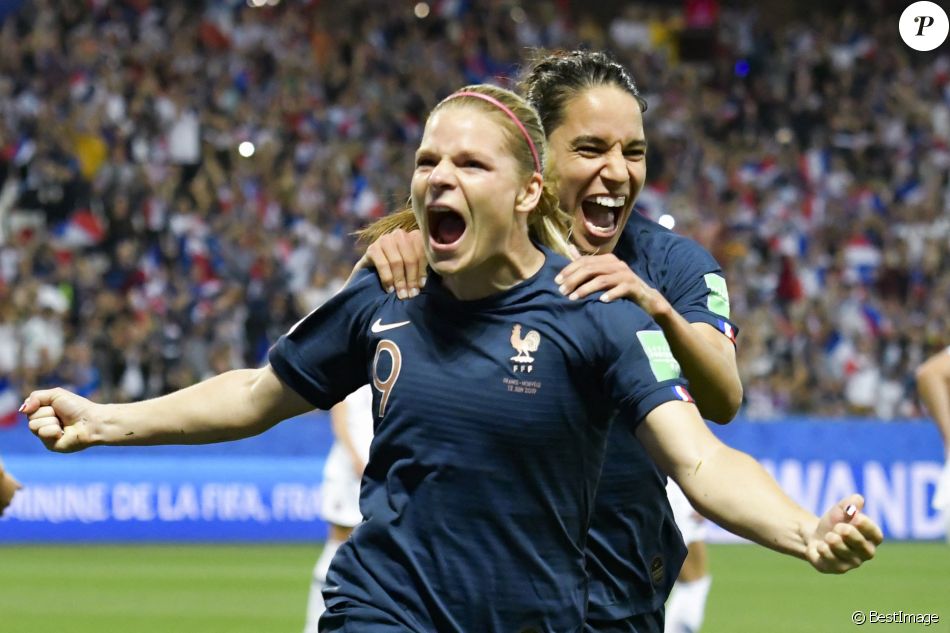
[355,207,418,245]
[527,179,573,258]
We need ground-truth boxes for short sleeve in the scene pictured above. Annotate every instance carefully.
[588,301,694,431]
[662,239,739,344]
[268,270,381,409]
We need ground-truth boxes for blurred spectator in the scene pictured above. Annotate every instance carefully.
[0,0,946,422]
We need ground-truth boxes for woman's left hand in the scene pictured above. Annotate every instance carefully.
[806,494,883,574]
[555,254,670,318]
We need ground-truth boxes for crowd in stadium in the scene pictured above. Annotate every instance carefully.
[0,0,947,419]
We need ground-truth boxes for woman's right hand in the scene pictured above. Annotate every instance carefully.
[358,228,427,299]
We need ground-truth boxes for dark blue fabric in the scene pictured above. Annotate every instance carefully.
[585,606,664,633]
[586,211,738,622]
[269,247,686,632]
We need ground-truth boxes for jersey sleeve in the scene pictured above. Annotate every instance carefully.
[587,301,694,431]
[661,238,739,344]
[268,269,381,410]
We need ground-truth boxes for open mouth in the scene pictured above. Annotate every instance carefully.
[427,207,467,248]
[580,195,626,239]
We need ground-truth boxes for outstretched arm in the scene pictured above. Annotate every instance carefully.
[23,366,314,452]
[558,255,742,422]
[916,350,950,457]
[635,401,882,573]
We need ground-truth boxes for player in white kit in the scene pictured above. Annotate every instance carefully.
[303,384,374,633]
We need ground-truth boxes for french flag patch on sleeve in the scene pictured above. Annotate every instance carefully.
[672,385,694,403]
[719,320,737,344]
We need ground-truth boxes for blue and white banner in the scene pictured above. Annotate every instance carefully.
[1,417,946,542]
[0,411,333,542]
[0,456,328,542]
[708,419,947,541]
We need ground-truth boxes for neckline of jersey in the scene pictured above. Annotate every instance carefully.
[421,244,564,311]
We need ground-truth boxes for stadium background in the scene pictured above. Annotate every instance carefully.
[0,0,948,631]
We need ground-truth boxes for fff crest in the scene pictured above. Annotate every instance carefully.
[509,324,540,372]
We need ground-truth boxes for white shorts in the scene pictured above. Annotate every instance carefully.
[667,479,707,545]
[320,443,364,528]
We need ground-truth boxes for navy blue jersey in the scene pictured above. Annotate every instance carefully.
[585,211,740,626]
[269,247,690,633]
[614,212,738,344]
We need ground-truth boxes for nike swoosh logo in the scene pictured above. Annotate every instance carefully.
[371,318,411,333]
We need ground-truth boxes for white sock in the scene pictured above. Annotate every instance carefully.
[303,539,343,633]
[665,575,712,633]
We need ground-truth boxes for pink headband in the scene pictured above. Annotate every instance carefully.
[444,91,542,174]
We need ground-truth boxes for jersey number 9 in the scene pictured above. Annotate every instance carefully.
[372,339,402,417]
